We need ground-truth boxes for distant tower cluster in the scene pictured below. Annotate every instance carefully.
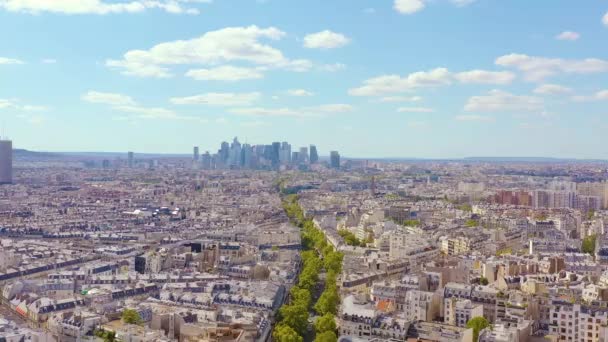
[0,137,12,184]
[190,138,339,171]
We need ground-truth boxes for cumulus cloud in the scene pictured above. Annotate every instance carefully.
[349,68,451,96]
[571,89,608,102]
[495,53,608,82]
[379,96,422,103]
[230,104,354,117]
[0,98,48,111]
[555,31,580,41]
[0,0,207,15]
[185,66,263,81]
[464,90,543,112]
[603,12,608,26]
[82,90,205,122]
[0,57,24,65]
[106,26,312,78]
[397,107,434,113]
[454,70,515,84]
[533,84,573,95]
[303,30,350,49]
[349,68,513,96]
[169,92,261,106]
[394,0,425,14]
[287,89,314,97]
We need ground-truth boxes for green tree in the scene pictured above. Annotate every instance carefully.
[479,277,489,285]
[314,331,338,342]
[279,304,308,335]
[465,219,479,228]
[94,329,117,342]
[273,324,303,342]
[314,287,339,315]
[314,313,337,333]
[582,234,597,255]
[290,286,311,308]
[466,316,490,342]
[122,309,142,325]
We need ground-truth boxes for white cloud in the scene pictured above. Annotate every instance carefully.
[0,98,48,111]
[0,0,207,15]
[350,68,512,96]
[397,107,434,113]
[107,26,312,78]
[455,115,494,122]
[555,31,580,41]
[0,57,24,65]
[42,58,57,64]
[169,92,261,106]
[230,103,354,117]
[82,91,136,106]
[185,66,263,81]
[287,89,314,97]
[394,0,424,14]
[571,89,608,102]
[454,70,515,84]
[303,30,350,49]
[82,90,206,122]
[320,63,346,72]
[603,11,608,26]
[349,68,451,96]
[379,96,422,103]
[533,84,573,95]
[495,53,608,81]
[464,90,543,112]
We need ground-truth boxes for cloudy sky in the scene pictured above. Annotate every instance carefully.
[1,0,607,158]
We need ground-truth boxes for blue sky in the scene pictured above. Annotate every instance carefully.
[1,0,607,158]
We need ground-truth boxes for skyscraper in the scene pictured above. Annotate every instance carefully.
[309,145,319,164]
[193,146,200,161]
[0,138,12,184]
[271,142,281,167]
[330,151,340,169]
[127,151,134,168]
[299,147,309,164]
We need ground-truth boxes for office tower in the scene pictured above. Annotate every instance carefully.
[220,141,230,164]
[299,147,309,164]
[127,151,134,168]
[193,146,200,161]
[102,159,111,169]
[330,151,340,169]
[229,137,241,167]
[309,145,319,164]
[202,152,212,169]
[241,144,252,169]
[280,142,291,165]
[292,151,300,165]
[0,138,12,184]
[271,142,281,167]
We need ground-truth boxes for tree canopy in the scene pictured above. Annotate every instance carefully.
[466,316,490,341]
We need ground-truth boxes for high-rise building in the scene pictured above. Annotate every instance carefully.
[202,152,212,169]
[271,142,281,167]
[0,138,13,184]
[330,151,340,169]
[299,147,309,164]
[309,145,319,164]
[280,142,291,165]
[127,151,134,168]
[220,141,230,164]
[193,146,200,161]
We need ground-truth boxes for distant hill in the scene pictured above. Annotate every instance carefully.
[13,149,62,158]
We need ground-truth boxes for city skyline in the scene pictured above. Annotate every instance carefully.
[1,1,608,158]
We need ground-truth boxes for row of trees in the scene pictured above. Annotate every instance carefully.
[274,195,344,342]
